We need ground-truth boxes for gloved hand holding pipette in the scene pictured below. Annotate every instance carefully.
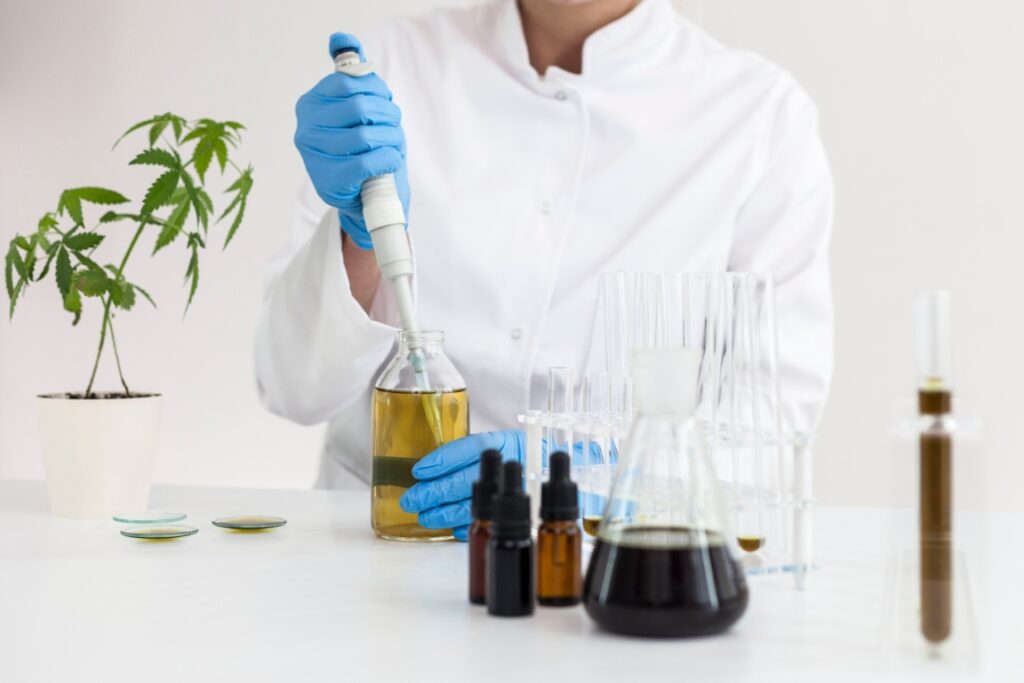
[293,33,410,250]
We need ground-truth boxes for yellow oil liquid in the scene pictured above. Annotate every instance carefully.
[583,515,602,537]
[371,388,469,541]
[737,535,764,553]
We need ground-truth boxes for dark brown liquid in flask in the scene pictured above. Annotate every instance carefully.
[919,388,952,643]
[583,527,748,637]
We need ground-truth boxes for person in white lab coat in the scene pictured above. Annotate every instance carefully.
[255,0,833,539]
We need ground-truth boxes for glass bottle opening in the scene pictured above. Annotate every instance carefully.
[398,330,444,346]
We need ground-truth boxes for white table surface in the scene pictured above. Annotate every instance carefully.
[0,480,1020,683]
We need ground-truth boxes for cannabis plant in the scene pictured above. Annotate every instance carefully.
[4,113,254,397]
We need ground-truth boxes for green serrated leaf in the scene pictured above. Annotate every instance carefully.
[133,283,157,308]
[193,139,214,182]
[213,138,228,172]
[180,172,208,228]
[130,148,179,170]
[153,200,189,254]
[109,278,136,310]
[70,187,130,205]
[153,223,181,254]
[35,246,58,282]
[38,213,59,231]
[170,117,184,142]
[224,196,247,248]
[4,243,16,303]
[100,211,122,223]
[58,192,84,226]
[64,232,104,251]
[75,268,109,297]
[184,246,199,312]
[8,280,22,318]
[13,235,31,251]
[148,119,169,146]
[55,247,72,300]
[142,170,181,216]
[9,245,26,279]
[63,285,82,325]
[224,121,245,130]
[23,252,37,280]
[113,115,162,148]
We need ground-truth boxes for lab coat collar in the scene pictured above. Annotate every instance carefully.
[495,0,679,83]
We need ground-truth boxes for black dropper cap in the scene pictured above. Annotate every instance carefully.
[471,450,503,522]
[541,452,578,522]
[492,461,530,539]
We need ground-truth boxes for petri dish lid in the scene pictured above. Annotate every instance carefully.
[121,524,198,539]
[212,515,287,530]
[113,511,187,524]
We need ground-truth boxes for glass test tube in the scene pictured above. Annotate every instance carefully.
[546,367,574,470]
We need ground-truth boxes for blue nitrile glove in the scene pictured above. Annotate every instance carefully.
[293,32,410,250]
[400,431,525,542]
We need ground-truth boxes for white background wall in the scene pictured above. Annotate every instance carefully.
[2,1,1021,508]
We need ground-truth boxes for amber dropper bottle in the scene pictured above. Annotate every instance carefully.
[469,449,502,605]
[537,452,582,606]
[487,461,534,617]
[916,292,954,644]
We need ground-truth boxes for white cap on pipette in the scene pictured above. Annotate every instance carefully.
[631,347,700,415]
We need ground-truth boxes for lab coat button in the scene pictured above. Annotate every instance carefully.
[510,328,523,340]
[540,201,552,215]
[554,90,568,101]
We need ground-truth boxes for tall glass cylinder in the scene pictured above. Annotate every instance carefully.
[372,330,469,541]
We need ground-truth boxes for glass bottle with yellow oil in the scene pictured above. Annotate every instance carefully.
[372,330,469,541]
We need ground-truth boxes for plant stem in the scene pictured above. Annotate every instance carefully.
[83,221,146,396]
[107,313,130,396]
[85,298,112,397]
[115,222,147,277]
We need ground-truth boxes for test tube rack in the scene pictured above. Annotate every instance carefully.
[517,272,817,589]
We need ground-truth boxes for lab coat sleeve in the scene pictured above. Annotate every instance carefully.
[728,86,835,433]
[254,181,398,425]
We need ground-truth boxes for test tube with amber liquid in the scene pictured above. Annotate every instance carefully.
[915,292,953,644]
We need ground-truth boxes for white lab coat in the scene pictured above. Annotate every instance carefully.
[255,0,834,488]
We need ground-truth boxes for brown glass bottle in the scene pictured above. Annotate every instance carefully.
[469,450,502,605]
[919,388,952,643]
[538,520,582,606]
[537,452,582,606]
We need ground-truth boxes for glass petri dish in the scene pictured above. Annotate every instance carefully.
[113,511,187,524]
[212,515,287,530]
[121,524,198,539]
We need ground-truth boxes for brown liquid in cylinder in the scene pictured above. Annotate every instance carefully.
[919,389,952,643]
[371,388,469,541]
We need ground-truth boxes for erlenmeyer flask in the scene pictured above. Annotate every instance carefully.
[583,348,748,637]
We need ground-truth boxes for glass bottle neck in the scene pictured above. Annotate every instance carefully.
[397,330,444,355]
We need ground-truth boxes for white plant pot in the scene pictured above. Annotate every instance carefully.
[36,393,162,519]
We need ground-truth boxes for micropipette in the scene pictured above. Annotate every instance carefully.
[333,46,444,445]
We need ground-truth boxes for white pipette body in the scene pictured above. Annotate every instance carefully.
[333,49,432,392]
